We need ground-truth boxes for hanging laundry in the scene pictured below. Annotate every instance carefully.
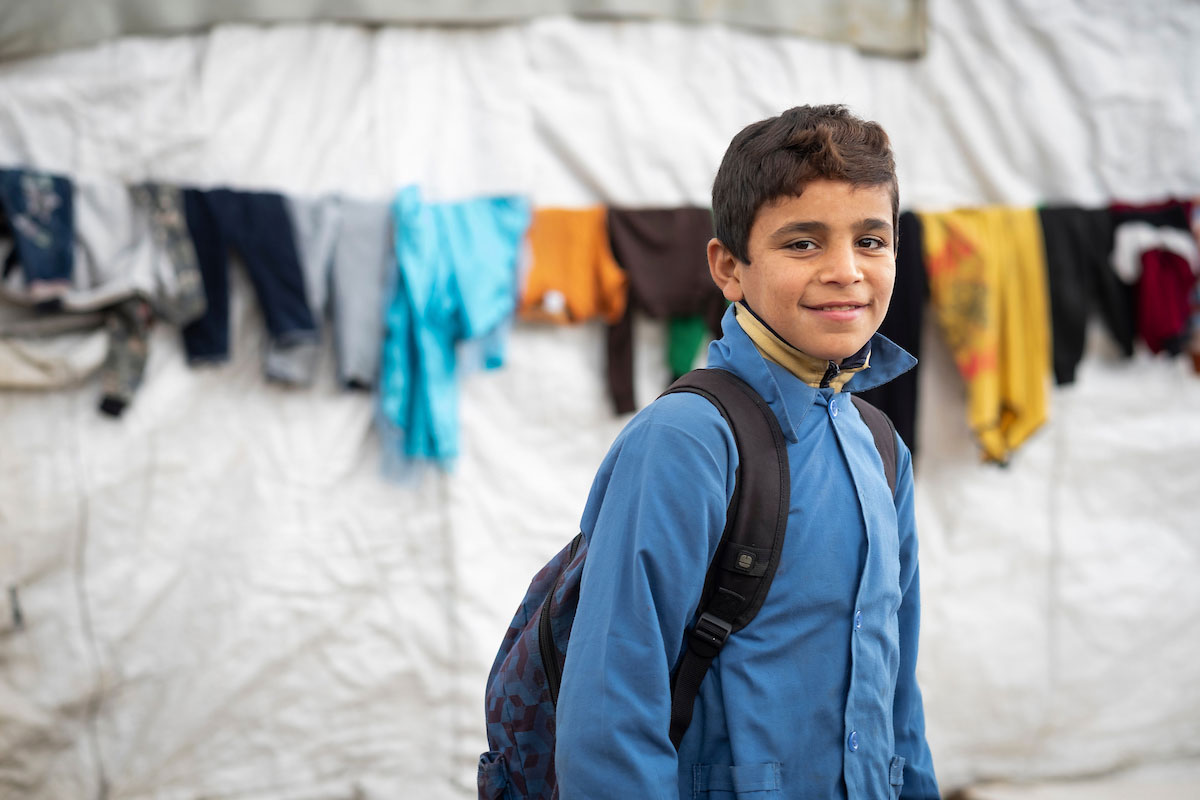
[84,182,208,415]
[856,210,927,457]
[1037,205,1132,384]
[518,206,627,325]
[1110,199,1191,232]
[666,316,710,379]
[182,188,319,385]
[1110,221,1199,355]
[1190,201,1200,373]
[1191,200,1200,251]
[288,195,342,323]
[1110,200,1198,360]
[1,179,208,415]
[1189,283,1200,374]
[0,301,108,389]
[605,207,724,414]
[287,195,393,388]
[920,206,1051,464]
[380,185,531,467]
[0,168,73,308]
[48,181,208,318]
[97,298,153,417]
[129,184,208,327]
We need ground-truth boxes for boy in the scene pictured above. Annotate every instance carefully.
[555,105,939,799]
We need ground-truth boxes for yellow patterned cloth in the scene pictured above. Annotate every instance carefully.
[919,207,1051,463]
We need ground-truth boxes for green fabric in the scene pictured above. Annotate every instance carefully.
[667,316,710,379]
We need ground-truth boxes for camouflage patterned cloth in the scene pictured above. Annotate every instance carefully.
[129,183,207,326]
[98,297,153,417]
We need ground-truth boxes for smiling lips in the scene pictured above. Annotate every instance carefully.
[806,302,868,321]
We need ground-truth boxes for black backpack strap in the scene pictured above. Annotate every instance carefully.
[850,394,898,496]
[659,368,790,750]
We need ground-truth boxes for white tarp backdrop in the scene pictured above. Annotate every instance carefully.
[1,2,1199,798]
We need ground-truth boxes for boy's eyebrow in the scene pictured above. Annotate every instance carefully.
[772,221,828,238]
[771,218,894,238]
[859,217,893,234]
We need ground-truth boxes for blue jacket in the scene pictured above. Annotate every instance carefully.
[380,185,530,465]
[556,305,939,799]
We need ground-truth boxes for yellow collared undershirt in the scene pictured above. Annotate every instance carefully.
[733,302,869,392]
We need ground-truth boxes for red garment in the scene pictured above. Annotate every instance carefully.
[1110,215,1200,357]
[1138,249,1197,355]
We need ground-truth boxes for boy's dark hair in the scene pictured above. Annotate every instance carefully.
[712,104,899,264]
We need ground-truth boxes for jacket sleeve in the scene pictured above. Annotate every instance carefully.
[556,395,735,799]
[891,436,941,799]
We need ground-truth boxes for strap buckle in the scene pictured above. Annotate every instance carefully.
[688,612,733,659]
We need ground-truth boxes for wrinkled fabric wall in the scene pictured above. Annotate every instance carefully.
[1,2,1199,798]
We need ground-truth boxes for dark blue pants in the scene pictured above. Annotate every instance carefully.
[0,169,74,301]
[182,188,317,366]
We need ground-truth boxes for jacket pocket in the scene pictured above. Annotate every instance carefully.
[477,751,514,800]
[692,762,782,799]
[889,754,906,799]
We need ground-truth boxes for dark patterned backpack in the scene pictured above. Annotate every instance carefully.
[477,368,897,799]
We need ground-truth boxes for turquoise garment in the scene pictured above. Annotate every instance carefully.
[556,304,939,799]
[380,186,530,466]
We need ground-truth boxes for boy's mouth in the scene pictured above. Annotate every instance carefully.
[805,301,868,311]
[804,301,869,322]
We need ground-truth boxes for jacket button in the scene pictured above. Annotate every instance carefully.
[854,610,862,631]
[848,730,859,752]
[830,400,839,418]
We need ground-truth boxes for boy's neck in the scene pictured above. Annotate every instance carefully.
[733,302,870,392]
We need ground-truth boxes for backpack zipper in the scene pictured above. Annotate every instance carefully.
[541,534,583,705]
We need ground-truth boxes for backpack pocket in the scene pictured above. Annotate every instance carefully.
[691,762,782,798]
[477,751,515,800]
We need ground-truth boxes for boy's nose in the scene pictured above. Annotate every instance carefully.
[819,244,864,284]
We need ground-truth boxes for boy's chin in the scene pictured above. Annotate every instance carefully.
[808,339,872,363]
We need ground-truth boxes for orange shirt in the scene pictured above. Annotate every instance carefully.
[519,207,627,324]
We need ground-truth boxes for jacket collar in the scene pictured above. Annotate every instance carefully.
[734,302,871,392]
[706,304,916,443]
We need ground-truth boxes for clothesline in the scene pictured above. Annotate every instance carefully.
[1,168,1197,470]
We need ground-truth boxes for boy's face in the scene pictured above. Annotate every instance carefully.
[708,179,895,362]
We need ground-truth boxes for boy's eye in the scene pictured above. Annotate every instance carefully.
[857,236,887,250]
[787,240,817,251]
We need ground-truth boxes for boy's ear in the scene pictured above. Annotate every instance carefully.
[707,238,745,303]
